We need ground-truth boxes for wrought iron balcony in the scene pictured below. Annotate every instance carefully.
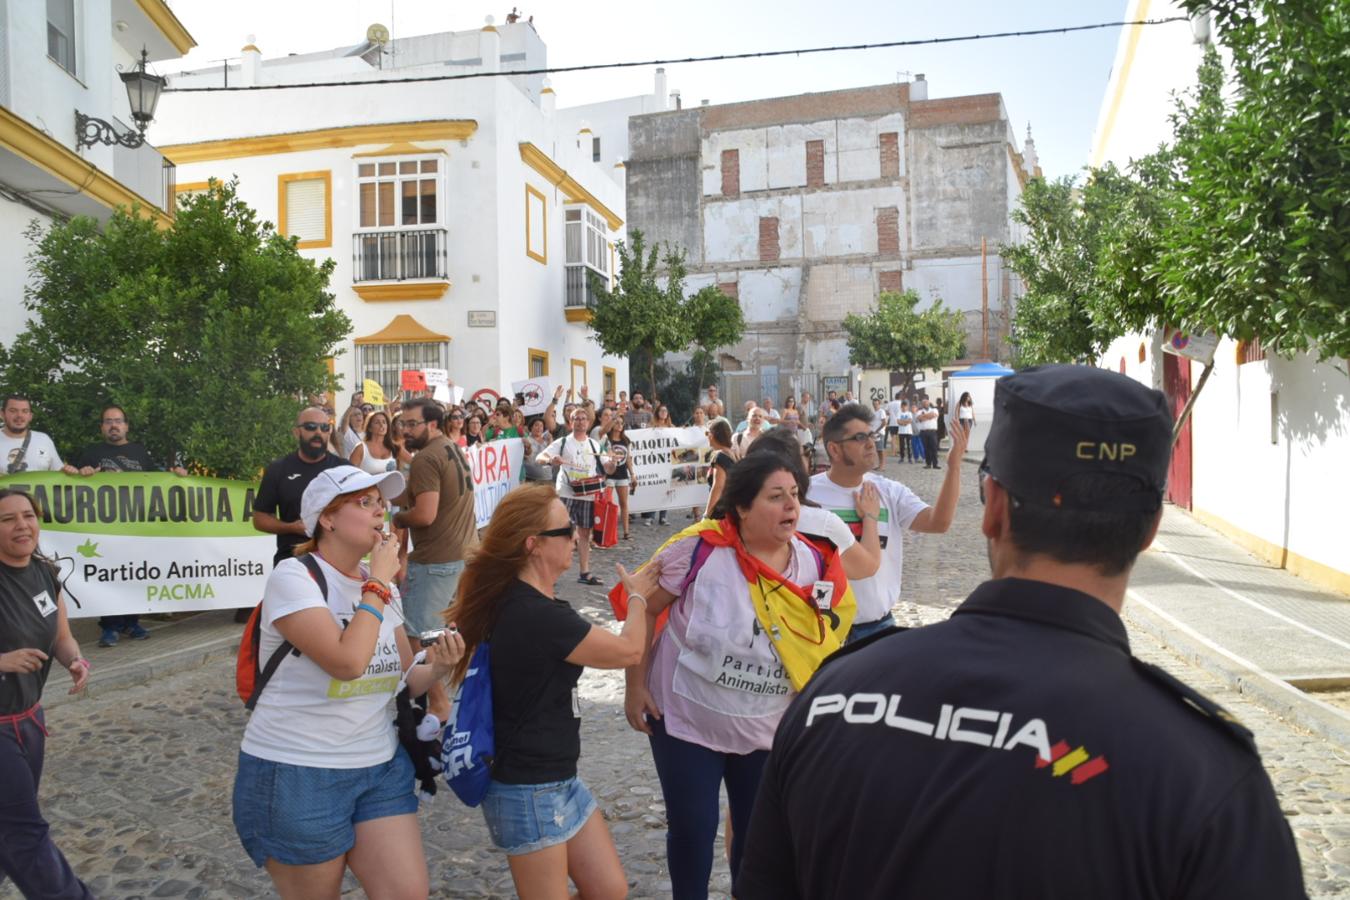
[352,228,448,282]
[565,264,604,310]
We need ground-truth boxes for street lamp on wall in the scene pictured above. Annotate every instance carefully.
[74,48,165,150]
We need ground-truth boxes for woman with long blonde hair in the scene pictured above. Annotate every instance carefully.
[450,484,657,899]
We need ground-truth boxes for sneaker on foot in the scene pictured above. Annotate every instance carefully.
[122,624,150,640]
[578,572,603,586]
[98,628,119,648]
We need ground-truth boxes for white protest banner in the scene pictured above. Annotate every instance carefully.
[510,376,555,416]
[465,438,524,528]
[424,368,448,388]
[623,427,711,513]
[0,472,271,618]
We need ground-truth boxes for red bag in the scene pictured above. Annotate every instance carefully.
[235,554,326,708]
[591,488,619,548]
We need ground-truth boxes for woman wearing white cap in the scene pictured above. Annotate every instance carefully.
[232,465,465,900]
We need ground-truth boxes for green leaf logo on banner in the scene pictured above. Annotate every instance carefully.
[75,539,101,558]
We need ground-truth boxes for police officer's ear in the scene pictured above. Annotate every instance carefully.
[1137,508,1165,555]
[980,477,1012,542]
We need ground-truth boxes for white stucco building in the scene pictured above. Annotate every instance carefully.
[0,0,194,348]
[153,19,632,403]
[1093,1,1348,593]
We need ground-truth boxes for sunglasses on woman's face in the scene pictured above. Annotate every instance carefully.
[536,526,574,539]
[299,422,332,433]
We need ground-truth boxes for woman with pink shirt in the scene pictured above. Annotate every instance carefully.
[622,454,839,899]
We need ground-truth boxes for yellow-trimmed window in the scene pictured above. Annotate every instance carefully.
[603,367,616,400]
[278,171,332,249]
[526,184,547,264]
[529,348,550,378]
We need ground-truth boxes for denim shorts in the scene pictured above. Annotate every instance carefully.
[481,776,597,856]
[402,559,465,635]
[846,612,897,644]
[232,748,418,867]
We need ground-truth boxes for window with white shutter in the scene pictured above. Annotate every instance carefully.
[278,172,331,248]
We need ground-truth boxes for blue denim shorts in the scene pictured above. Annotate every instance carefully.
[845,612,897,644]
[232,748,418,867]
[402,559,465,635]
[481,776,597,856]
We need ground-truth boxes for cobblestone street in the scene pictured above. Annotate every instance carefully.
[6,454,1348,899]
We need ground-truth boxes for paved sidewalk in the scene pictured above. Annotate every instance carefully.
[1126,506,1350,744]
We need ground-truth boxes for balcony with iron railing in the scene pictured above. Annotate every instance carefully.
[565,265,605,322]
[351,228,450,300]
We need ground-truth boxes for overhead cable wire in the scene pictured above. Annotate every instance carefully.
[164,17,1189,93]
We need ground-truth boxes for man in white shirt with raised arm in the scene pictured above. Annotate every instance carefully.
[809,402,968,642]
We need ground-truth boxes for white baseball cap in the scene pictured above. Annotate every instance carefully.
[300,465,405,536]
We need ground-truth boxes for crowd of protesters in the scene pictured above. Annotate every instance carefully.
[0,368,1310,900]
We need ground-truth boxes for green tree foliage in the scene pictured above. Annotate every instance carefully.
[0,180,350,478]
[1004,175,1124,365]
[589,230,744,399]
[1007,2,1349,365]
[1159,3,1349,358]
[843,290,967,395]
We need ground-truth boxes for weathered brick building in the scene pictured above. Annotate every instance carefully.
[626,77,1041,399]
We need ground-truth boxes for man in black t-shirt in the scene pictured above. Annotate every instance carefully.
[252,407,345,569]
[74,406,187,647]
[737,365,1306,900]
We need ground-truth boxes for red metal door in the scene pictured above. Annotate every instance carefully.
[1162,353,1192,509]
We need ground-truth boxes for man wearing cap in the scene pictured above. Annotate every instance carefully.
[737,365,1306,900]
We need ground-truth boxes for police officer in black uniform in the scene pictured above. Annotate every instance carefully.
[736,364,1307,900]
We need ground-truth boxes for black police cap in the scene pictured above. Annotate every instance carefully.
[983,364,1172,512]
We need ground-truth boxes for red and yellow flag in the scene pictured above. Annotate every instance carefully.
[609,519,856,691]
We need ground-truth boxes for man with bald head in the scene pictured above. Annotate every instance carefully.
[252,407,346,568]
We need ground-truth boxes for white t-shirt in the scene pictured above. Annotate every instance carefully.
[885,400,903,428]
[916,407,939,431]
[544,433,607,501]
[796,504,856,552]
[959,404,975,421]
[808,471,929,623]
[870,409,888,435]
[241,555,406,768]
[894,409,914,435]
[341,427,363,458]
[0,430,63,472]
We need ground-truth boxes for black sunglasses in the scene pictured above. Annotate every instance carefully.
[536,526,574,539]
[299,422,332,433]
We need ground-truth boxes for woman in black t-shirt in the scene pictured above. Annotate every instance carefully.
[703,419,737,520]
[0,489,93,898]
[448,483,658,899]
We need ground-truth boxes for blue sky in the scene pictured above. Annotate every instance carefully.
[161,0,1184,179]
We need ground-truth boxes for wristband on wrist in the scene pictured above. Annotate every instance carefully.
[356,602,385,623]
[362,580,392,604]
[627,593,647,609]
[71,657,91,671]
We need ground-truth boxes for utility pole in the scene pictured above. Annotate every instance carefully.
[981,237,989,359]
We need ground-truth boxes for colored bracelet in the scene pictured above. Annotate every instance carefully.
[71,657,91,671]
[356,603,385,623]
[362,580,392,604]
